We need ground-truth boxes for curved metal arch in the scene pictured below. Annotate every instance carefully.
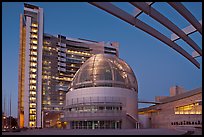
[89,2,200,69]
[168,2,202,35]
[130,2,202,56]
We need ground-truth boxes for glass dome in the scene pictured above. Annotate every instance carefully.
[69,54,138,92]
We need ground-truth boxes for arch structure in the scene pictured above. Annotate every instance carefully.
[88,2,202,69]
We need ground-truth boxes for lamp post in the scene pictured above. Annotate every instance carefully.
[9,92,12,131]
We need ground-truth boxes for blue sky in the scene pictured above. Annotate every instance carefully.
[2,2,202,118]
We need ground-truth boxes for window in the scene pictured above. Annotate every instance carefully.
[31,45,37,50]
[30,56,37,61]
[29,103,36,108]
[29,122,36,127]
[31,23,38,27]
[29,115,36,121]
[31,51,37,56]
[30,79,36,84]
[29,109,36,114]
[31,28,38,33]
[175,102,202,115]
[30,85,36,90]
[31,40,37,44]
[31,34,38,38]
[30,68,37,73]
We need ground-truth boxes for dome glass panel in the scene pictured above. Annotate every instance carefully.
[69,54,138,92]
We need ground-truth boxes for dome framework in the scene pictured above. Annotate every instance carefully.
[69,54,138,92]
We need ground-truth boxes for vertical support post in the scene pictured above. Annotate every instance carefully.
[10,92,12,131]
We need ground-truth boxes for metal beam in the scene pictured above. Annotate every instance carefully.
[138,101,162,104]
[171,20,202,41]
[133,2,154,18]
[130,2,202,56]
[168,2,202,35]
[89,2,200,68]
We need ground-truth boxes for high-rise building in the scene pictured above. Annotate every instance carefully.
[18,3,43,128]
[42,34,119,128]
[18,3,119,128]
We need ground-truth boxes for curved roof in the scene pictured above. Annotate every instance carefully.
[69,54,138,92]
[89,2,202,69]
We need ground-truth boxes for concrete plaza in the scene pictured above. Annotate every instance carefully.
[2,128,202,135]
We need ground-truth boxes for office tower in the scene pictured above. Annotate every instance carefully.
[18,3,43,128]
[42,34,119,128]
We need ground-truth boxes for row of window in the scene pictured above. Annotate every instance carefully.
[171,120,202,126]
[28,21,38,127]
[72,82,135,91]
[67,50,91,56]
[66,105,122,113]
[71,120,122,129]
[174,102,202,115]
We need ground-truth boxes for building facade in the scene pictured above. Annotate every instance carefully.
[64,54,139,129]
[18,3,43,128]
[42,34,119,128]
[18,3,119,128]
[138,86,202,129]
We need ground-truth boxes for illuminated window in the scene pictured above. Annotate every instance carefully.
[29,121,36,127]
[30,62,37,68]
[43,61,49,65]
[175,102,202,115]
[59,102,63,105]
[30,91,36,95]
[29,103,36,108]
[31,40,38,44]
[31,51,37,56]
[30,56,37,61]
[43,75,48,80]
[30,86,36,90]
[30,97,36,101]
[42,101,46,105]
[31,34,38,38]
[31,28,38,33]
[29,115,36,121]
[30,109,36,114]
[44,41,50,45]
[30,74,36,79]
[30,80,36,84]
[31,23,38,27]
[55,107,59,111]
[31,45,37,50]
[30,68,37,73]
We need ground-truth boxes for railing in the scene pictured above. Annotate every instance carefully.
[66,96,126,107]
[64,110,125,120]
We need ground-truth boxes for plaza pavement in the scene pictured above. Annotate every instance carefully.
[3,128,201,135]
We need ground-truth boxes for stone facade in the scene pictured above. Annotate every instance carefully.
[139,87,202,129]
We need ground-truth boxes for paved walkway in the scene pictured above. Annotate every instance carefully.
[2,128,193,135]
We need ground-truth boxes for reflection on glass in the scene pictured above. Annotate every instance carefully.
[70,54,138,92]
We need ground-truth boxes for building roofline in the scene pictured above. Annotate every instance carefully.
[160,87,202,104]
[24,3,39,9]
[138,87,202,112]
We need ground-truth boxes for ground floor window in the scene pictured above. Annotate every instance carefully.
[71,120,122,129]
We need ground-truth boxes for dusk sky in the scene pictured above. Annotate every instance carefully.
[2,2,202,118]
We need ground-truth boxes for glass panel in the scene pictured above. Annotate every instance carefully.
[69,54,138,91]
